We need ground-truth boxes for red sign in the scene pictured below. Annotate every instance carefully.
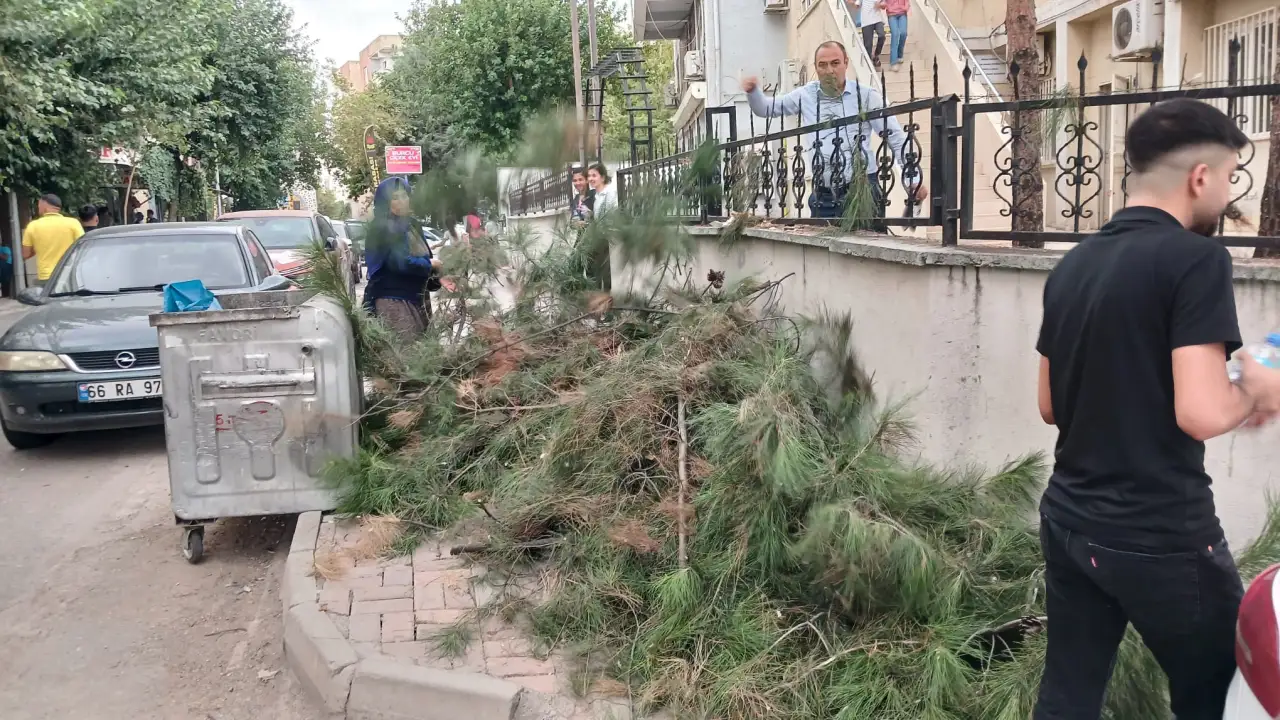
[385,146,423,175]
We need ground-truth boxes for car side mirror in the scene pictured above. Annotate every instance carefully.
[17,288,44,306]
[323,238,335,251]
[258,274,293,292]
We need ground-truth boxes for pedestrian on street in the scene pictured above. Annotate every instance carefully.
[78,205,99,231]
[0,244,12,299]
[146,209,157,223]
[1033,98,1280,719]
[854,0,887,68]
[741,41,926,221]
[885,0,909,68]
[361,177,441,343]
[21,194,84,284]
[131,211,144,225]
[587,163,616,216]
[570,166,595,226]
[95,204,113,228]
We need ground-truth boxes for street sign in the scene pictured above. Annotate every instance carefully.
[385,146,423,175]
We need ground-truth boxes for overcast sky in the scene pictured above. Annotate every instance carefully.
[284,0,411,68]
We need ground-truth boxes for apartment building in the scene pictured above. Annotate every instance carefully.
[338,35,403,93]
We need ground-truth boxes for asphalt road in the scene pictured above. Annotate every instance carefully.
[0,304,317,720]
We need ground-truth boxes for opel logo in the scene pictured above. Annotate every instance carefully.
[114,352,137,369]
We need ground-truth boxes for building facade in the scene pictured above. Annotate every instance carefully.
[338,35,403,93]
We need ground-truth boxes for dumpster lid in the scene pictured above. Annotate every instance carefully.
[149,289,318,327]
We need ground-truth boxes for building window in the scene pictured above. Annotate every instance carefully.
[1204,7,1277,136]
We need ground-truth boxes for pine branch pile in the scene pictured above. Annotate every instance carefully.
[313,113,1280,719]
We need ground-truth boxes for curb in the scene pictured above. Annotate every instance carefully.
[282,512,523,720]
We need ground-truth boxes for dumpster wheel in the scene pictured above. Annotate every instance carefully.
[182,526,205,564]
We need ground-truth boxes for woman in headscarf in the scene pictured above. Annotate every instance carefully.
[362,177,440,342]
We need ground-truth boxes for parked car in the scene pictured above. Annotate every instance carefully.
[323,215,361,285]
[0,223,290,449]
[218,210,356,291]
[1224,563,1280,719]
[344,220,367,271]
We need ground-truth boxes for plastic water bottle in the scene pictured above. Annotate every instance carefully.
[1228,332,1280,383]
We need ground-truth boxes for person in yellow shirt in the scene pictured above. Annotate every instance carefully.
[21,194,84,282]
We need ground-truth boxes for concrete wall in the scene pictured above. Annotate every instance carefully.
[505,209,571,262]
[615,226,1280,545]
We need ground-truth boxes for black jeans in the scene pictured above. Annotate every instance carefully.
[808,174,885,226]
[861,22,886,62]
[1034,514,1243,720]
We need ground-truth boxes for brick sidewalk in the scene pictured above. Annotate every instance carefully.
[313,516,638,720]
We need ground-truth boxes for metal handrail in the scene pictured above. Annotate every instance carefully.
[833,0,881,83]
[917,0,1005,102]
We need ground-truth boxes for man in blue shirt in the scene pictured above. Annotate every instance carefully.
[742,40,926,221]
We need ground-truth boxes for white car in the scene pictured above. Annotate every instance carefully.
[1225,563,1280,719]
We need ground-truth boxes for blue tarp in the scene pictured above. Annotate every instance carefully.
[163,279,222,312]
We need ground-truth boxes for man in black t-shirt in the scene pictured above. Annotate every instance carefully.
[1034,99,1280,719]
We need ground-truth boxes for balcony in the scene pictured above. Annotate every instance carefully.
[633,0,695,40]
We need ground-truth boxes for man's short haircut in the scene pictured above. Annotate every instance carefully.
[40,193,62,209]
[815,40,848,62]
[1125,99,1249,174]
[78,205,98,223]
[570,165,586,178]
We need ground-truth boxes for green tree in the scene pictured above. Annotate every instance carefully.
[183,0,327,211]
[390,0,629,159]
[316,186,350,220]
[328,84,404,199]
[0,0,215,199]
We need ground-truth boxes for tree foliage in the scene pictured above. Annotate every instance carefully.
[0,0,215,198]
[185,0,328,211]
[328,84,404,200]
[0,0,326,214]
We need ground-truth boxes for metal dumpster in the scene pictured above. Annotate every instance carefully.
[149,289,359,562]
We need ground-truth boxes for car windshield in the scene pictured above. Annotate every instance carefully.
[220,217,317,249]
[46,234,250,296]
[344,222,366,241]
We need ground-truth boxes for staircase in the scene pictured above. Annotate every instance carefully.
[811,0,1014,236]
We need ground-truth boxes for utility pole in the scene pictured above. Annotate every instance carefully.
[570,0,587,166]
[6,189,25,294]
[214,165,223,217]
[586,0,601,161]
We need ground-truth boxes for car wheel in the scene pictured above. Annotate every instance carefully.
[1,419,58,451]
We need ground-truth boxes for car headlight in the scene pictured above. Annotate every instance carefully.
[0,351,69,372]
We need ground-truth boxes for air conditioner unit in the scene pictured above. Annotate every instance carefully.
[1111,0,1163,58]
[764,0,789,13]
[664,81,679,108]
[778,59,802,93]
[684,50,705,80]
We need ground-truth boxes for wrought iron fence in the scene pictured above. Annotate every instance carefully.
[960,40,1280,248]
[507,172,573,217]
[617,61,960,243]
[594,39,1279,250]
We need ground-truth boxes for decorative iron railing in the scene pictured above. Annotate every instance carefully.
[600,40,1279,250]
[960,41,1280,249]
[507,172,573,217]
[617,61,960,243]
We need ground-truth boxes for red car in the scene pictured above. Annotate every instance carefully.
[217,210,356,293]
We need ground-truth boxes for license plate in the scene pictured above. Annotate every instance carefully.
[78,378,163,402]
